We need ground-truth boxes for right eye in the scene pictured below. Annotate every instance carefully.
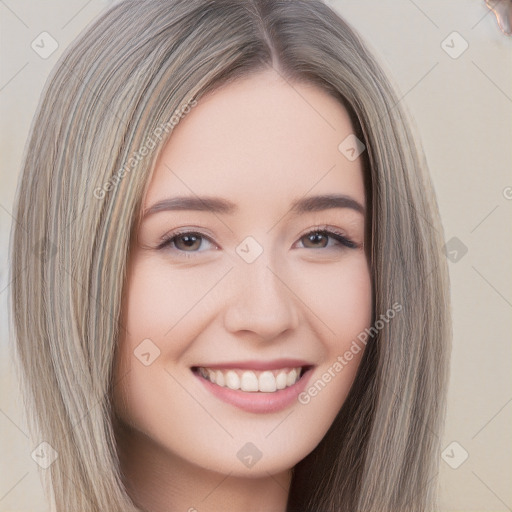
[157,230,218,256]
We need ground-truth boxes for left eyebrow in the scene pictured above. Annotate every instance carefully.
[289,193,365,216]
[142,193,365,220]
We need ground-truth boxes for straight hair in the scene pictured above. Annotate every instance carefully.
[10,0,451,510]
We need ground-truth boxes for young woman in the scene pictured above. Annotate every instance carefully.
[10,1,451,511]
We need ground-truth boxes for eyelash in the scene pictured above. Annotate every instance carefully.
[156,225,358,258]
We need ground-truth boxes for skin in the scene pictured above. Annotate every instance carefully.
[112,68,372,512]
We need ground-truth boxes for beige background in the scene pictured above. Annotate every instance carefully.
[1,0,511,510]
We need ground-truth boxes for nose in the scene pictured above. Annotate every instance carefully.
[222,254,300,341]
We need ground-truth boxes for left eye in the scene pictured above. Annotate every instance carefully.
[298,229,357,250]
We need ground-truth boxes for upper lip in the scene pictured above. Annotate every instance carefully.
[192,358,314,371]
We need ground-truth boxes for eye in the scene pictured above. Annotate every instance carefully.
[156,225,359,259]
[297,227,358,250]
[157,230,216,255]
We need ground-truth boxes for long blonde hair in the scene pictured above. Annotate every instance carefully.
[10,1,451,510]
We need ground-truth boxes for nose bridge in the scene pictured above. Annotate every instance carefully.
[223,244,299,338]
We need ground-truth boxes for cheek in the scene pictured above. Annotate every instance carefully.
[113,258,226,416]
[120,258,222,340]
[294,255,373,339]
[293,258,372,427]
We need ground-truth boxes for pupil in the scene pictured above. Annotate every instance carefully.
[181,235,198,249]
[308,232,325,246]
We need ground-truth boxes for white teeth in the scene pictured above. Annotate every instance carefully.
[286,369,298,387]
[197,366,303,392]
[259,371,277,392]
[240,371,259,392]
[276,372,287,390]
[215,370,225,387]
[225,370,240,390]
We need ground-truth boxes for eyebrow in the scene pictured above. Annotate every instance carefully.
[142,193,365,219]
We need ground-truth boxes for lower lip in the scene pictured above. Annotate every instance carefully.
[193,367,314,414]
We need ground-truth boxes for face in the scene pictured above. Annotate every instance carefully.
[112,69,372,480]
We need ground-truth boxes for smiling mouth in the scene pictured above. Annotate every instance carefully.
[191,365,313,393]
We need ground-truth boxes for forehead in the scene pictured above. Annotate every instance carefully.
[144,70,365,216]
